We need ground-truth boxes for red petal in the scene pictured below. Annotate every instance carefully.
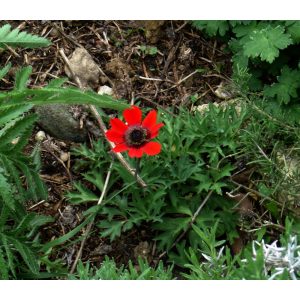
[141,141,161,156]
[128,147,143,158]
[110,118,127,133]
[113,143,128,153]
[142,110,157,130]
[106,130,125,143]
[150,123,164,138]
[123,106,142,125]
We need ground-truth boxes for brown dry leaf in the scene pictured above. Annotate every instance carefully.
[231,236,244,255]
[228,192,254,216]
[231,168,255,185]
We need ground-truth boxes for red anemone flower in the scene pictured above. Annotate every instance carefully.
[106,105,164,158]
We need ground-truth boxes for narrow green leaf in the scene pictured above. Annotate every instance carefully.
[1,234,16,278]
[0,63,11,80]
[0,88,129,111]
[15,66,32,91]
[8,236,39,274]
[41,214,94,252]
[0,170,15,210]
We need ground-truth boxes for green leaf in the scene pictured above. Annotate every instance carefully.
[0,169,15,210]
[0,63,11,80]
[98,220,124,241]
[46,77,68,88]
[0,114,37,149]
[41,214,94,252]
[211,164,234,182]
[211,182,227,195]
[191,21,230,36]
[0,248,9,279]
[15,66,32,91]
[286,21,300,43]
[8,236,39,274]
[1,234,16,278]
[138,45,158,56]
[243,25,292,63]
[0,154,25,199]
[263,66,300,104]
[0,87,129,111]
[0,24,51,49]
[0,104,32,127]
[67,182,98,204]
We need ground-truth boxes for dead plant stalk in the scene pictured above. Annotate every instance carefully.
[58,48,147,274]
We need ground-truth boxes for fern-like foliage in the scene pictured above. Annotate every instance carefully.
[0,65,128,277]
[0,94,50,278]
[0,23,130,278]
[0,31,128,277]
[0,24,51,49]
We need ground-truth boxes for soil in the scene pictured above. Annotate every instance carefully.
[0,20,233,273]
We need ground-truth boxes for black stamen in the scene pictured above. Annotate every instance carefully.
[130,129,144,143]
[125,126,149,147]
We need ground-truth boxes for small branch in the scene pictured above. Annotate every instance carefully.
[191,189,213,223]
[174,21,188,32]
[59,49,84,90]
[137,76,164,82]
[161,70,200,92]
[4,44,20,58]
[58,48,147,188]
[158,190,213,260]
[58,47,148,273]
[54,23,83,49]
[98,160,114,205]
[70,220,94,274]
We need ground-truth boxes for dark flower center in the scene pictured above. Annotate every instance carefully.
[130,129,144,142]
[125,125,149,147]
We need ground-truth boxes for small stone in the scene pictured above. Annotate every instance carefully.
[60,151,69,162]
[64,47,100,88]
[35,130,46,142]
[98,85,113,96]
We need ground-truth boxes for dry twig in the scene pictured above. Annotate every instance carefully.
[58,48,147,188]
[59,47,148,273]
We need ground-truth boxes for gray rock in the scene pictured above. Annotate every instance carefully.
[64,47,100,88]
[35,104,87,142]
